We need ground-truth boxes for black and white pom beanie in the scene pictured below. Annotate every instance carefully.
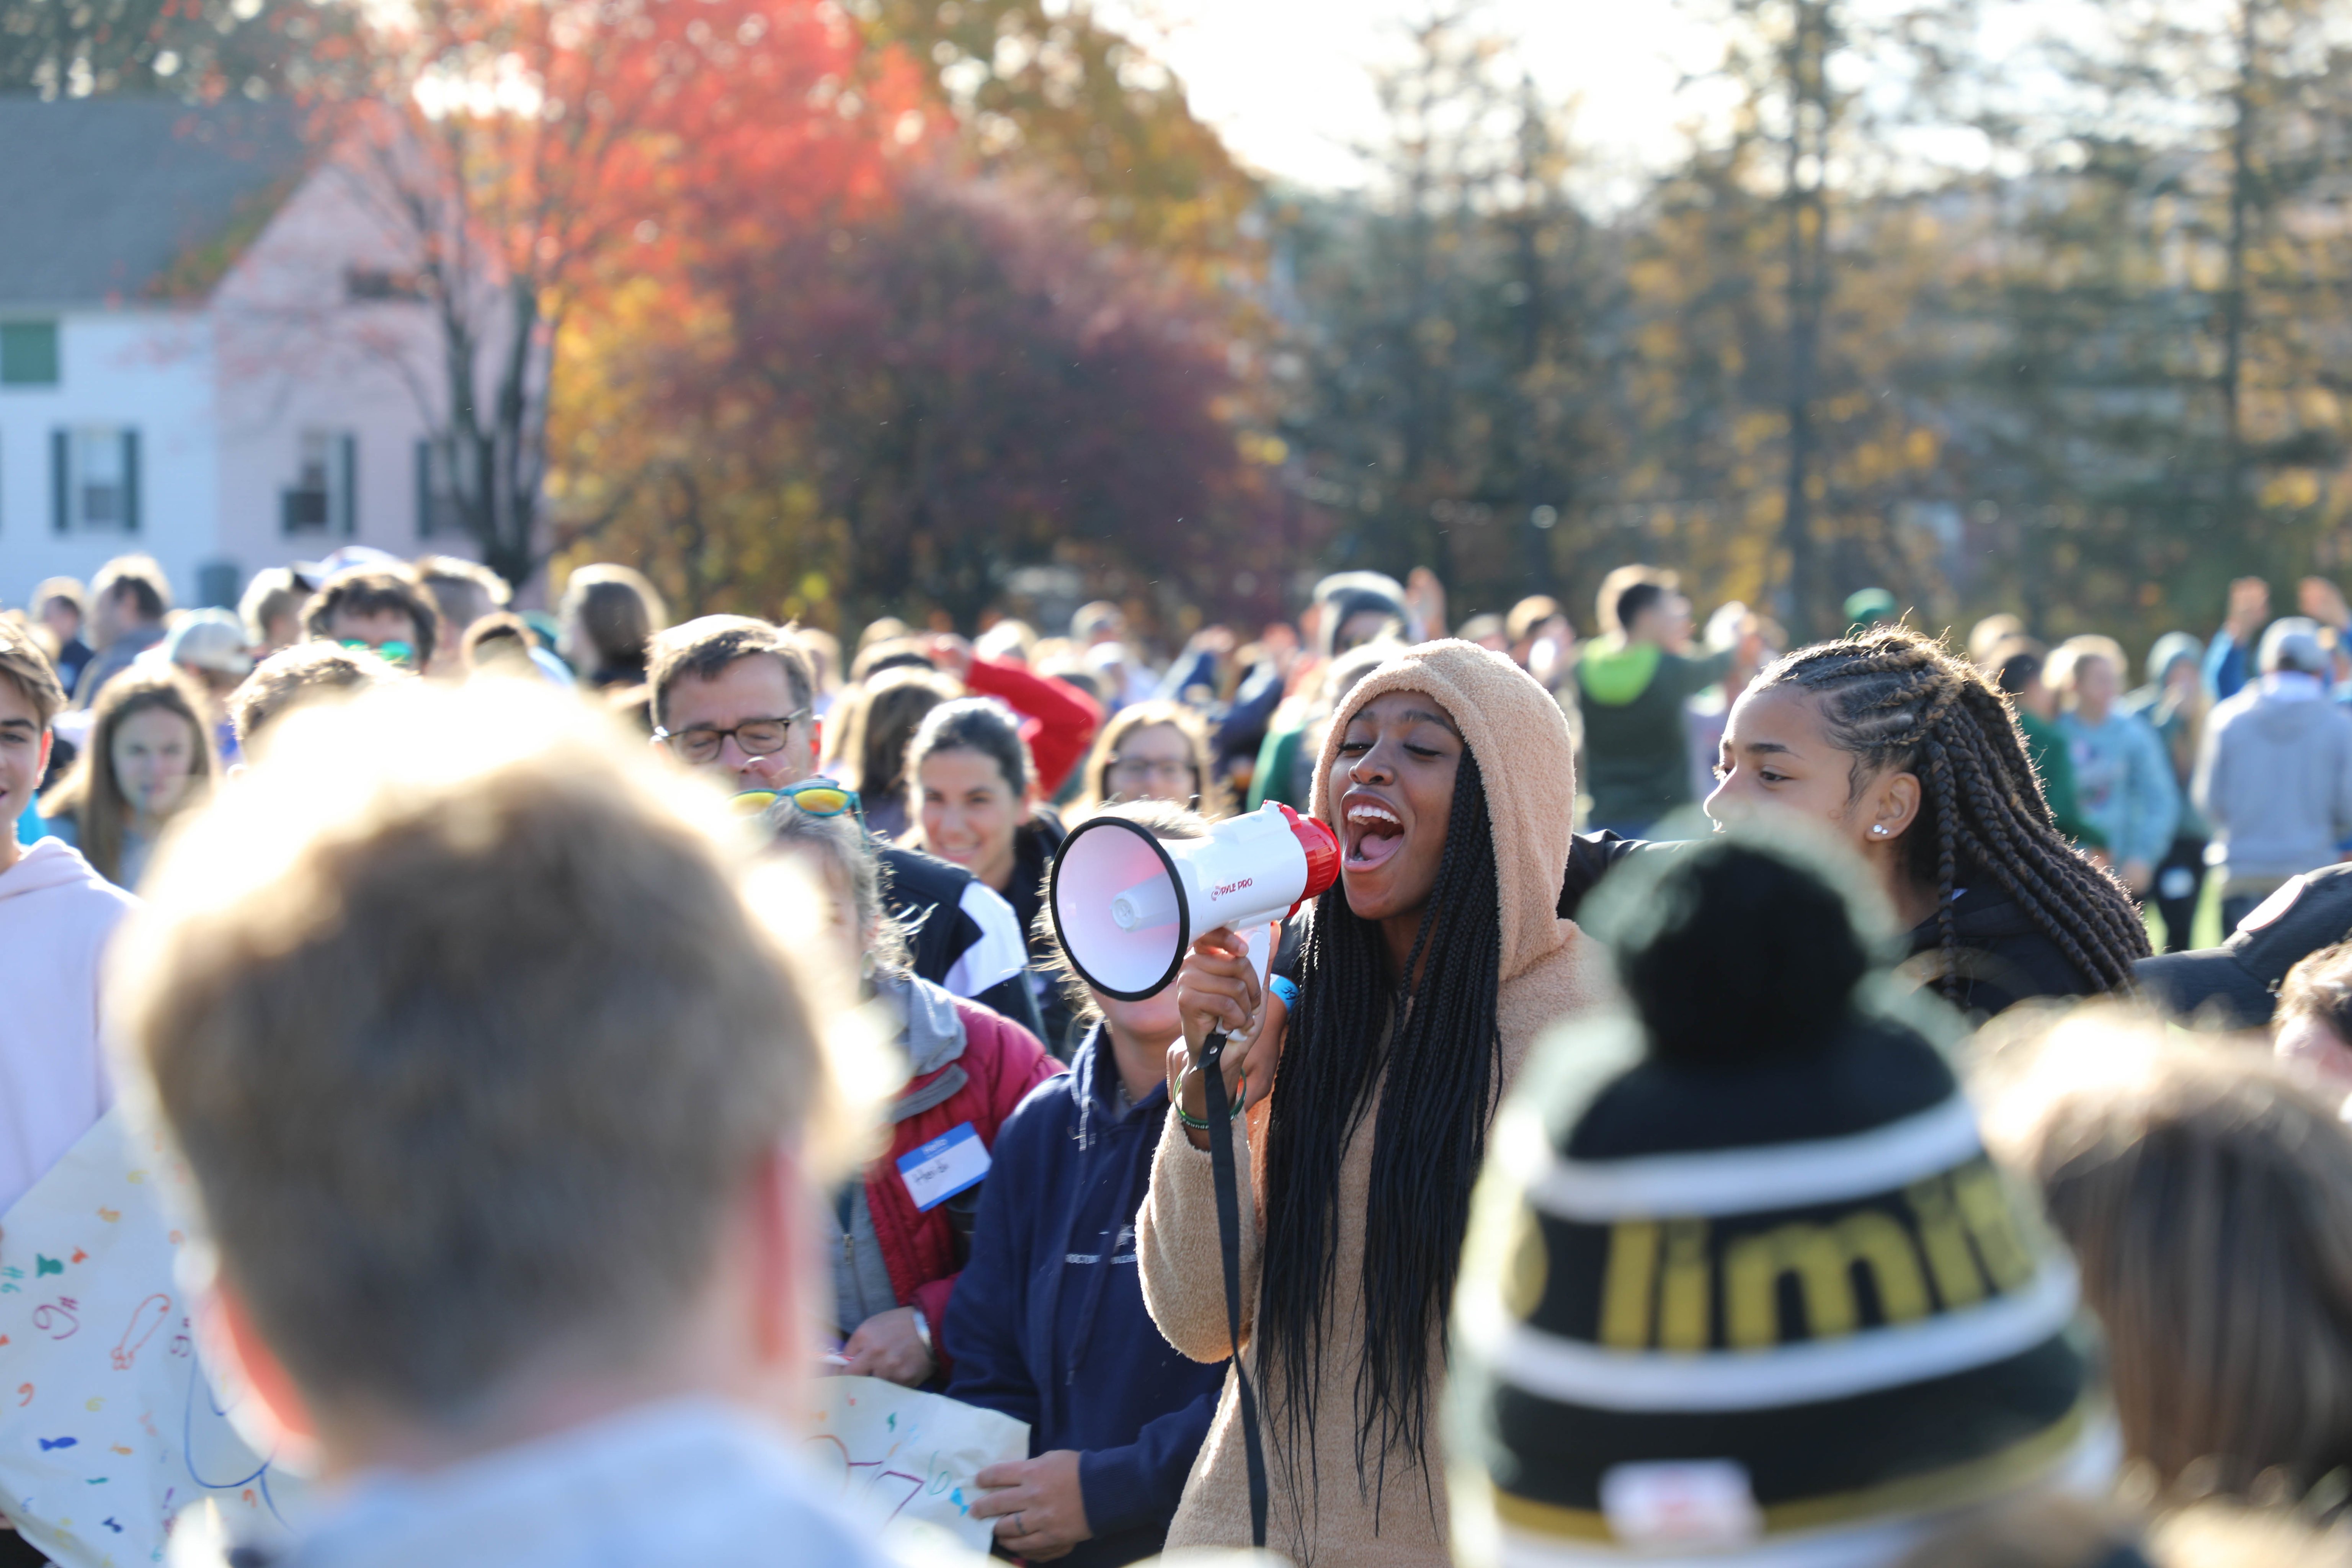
[1449,835,2113,1567]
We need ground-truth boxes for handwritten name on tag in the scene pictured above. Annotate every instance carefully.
[895,1123,991,1213]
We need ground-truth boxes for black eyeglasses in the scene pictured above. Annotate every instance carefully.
[1107,756,1197,786]
[654,708,811,764]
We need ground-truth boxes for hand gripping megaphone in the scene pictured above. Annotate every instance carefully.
[1048,801,1342,1000]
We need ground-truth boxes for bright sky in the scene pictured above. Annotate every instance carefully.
[1104,0,1731,194]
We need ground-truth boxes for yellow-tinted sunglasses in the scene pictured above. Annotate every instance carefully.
[732,777,863,823]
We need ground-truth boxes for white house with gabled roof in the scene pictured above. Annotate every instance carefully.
[0,98,473,614]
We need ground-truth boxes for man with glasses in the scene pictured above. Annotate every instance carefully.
[649,616,1041,1036]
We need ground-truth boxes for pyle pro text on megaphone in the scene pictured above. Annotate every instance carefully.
[1049,802,1341,1000]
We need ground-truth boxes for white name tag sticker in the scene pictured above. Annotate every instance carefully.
[1600,1460,1762,1549]
[895,1122,992,1212]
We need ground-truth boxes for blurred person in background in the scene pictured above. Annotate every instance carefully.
[1243,572,1411,812]
[1073,601,1153,709]
[649,616,1042,1037]
[304,565,438,674]
[2206,576,2271,702]
[2125,632,2214,951]
[1684,599,1774,805]
[1575,564,1759,837]
[1995,645,2102,851]
[112,681,903,1568]
[228,642,403,759]
[1505,594,1574,691]
[237,566,307,657]
[415,556,513,680]
[158,609,255,764]
[1988,1014,2352,1507]
[462,613,565,684]
[2050,635,2180,903]
[1246,638,1404,811]
[838,665,959,841]
[1072,700,1228,818]
[1969,612,2026,670]
[30,577,93,696]
[558,563,668,692]
[766,802,1057,1390]
[2195,617,2352,933]
[74,553,172,706]
[905,698,1075,1051]
[947,801,1233,1566]
[920,632,1102,799]
[975,618,1037,668]
[1456,612,1509,653]
[795,626,843,717]
[40,666,213,890]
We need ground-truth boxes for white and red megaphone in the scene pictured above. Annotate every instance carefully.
[1049,802,1341,1000]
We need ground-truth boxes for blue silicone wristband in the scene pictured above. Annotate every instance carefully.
[1268,974,1299,1009]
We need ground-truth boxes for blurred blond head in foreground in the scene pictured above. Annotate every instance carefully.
[109,678,856,1471]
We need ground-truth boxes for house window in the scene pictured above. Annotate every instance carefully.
[345,267,426,303]
[283,430,357,535]
[415,439,463,537]
[51,426,138,532]
[0,322,59,387]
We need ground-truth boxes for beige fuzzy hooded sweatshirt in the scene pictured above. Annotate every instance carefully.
[1135,639,1606,1566]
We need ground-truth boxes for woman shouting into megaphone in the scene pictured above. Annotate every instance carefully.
[1135,640,1608,1567]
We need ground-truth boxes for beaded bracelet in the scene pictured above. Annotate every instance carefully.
[1176,1073,1248,1132]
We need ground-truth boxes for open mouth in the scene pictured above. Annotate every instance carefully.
[1343,798,1406,870]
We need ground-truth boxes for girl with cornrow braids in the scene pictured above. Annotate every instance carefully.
[1702,625,2149,1015]
[1133,641,1607,1566]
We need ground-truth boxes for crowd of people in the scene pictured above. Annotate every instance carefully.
[7,542,2352,1568]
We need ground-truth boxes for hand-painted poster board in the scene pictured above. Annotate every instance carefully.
[0,1109,305,1568]
[804,1376,1026,1551]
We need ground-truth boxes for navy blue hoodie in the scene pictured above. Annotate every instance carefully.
[943,1023,1223,1566]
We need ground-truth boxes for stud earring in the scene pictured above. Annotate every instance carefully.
[1870,824,1889,837]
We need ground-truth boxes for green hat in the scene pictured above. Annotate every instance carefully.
[1449,836,2111,1566]
[1844,587,1901,628]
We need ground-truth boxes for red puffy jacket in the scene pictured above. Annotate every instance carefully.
[865,994,1062,1380]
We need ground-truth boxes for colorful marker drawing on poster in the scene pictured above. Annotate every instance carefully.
[0,1109,309,1568]
[805,1376,1027,1552]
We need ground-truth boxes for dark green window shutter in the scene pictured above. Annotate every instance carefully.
[121,429,140,532]
[0,322,59,386]
[341,433,358,535]
[50,429,67,532]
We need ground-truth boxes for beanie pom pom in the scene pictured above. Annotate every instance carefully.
[1612,836,1871,1065]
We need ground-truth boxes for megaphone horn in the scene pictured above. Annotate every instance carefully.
[1048,802,1341,1001]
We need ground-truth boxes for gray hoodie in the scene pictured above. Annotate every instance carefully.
[2195,672,2352,886]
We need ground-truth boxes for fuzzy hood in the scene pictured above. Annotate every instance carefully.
[1310,638,1584,987]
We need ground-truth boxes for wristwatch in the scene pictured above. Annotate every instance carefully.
[910,1305,934,1361]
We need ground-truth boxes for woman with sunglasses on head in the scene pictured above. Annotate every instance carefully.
[768,801,1060,1393]
[1136,640,1606,1566]
[1073,701,1231,820]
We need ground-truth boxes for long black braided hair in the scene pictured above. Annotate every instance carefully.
[1257,745,1506,1544]
[1751,626,2149,1000]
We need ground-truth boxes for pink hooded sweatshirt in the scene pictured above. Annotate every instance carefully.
[0,836,134,1216]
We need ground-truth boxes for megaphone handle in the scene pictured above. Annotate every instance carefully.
[1200,1033,1270,1548]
